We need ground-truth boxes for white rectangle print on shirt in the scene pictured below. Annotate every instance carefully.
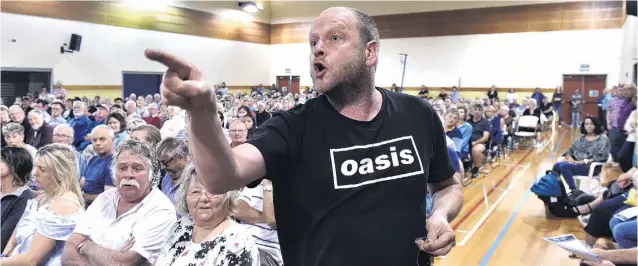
[330,136,424,189]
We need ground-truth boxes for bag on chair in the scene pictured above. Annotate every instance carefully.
[532,171,580,218]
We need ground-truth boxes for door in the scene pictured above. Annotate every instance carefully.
[122,72,162,98]
[277,76,290,94]
[291,76,300,94]
[1,68,52,105]
[562,74,607,125]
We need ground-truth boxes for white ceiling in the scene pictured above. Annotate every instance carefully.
[172,1,575,24]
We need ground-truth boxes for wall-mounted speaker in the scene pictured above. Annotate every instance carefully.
[627,0,637,17]
[69,34,82,51]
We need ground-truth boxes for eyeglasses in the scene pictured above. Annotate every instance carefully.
[187,190,222,200]
[53,133,72,139]
[160,157,175,169]
[229,129,247,134]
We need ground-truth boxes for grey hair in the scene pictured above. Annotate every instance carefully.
[2,122,24,137]
[229,118,248,129]
[91,124,115,138]
[0,105,9,112]
[110,139,161,187]
[54,123,75,135]
[72,101,86,109]
[175,163,239,216]
[27,109,45,119]
[127,118,146,130]
[155,137,189,159]
[528,98,537,106]
[350,8,380,47]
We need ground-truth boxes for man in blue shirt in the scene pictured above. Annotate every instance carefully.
[81,125,115,205]
[155,137,190,207]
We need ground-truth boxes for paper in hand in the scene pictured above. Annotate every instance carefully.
[544,234,602,263]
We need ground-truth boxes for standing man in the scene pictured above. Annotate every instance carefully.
[146,7,462,266]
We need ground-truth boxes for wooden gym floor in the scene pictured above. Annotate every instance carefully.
[438,127,588,266]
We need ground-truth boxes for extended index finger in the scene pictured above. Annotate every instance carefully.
[144,48,193,80]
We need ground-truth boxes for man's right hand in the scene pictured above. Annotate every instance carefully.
[144,49,217,112]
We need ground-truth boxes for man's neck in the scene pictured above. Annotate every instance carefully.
[97,151,113,159]
[326,85,382,122]
[473,117,482,122]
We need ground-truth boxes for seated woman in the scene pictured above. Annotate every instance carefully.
[1,143,84,265]
[1,147,34,252]
[553,117,610,205]
[155,164,259,266]
[106,111,129,149]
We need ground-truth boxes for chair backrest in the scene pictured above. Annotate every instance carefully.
[518,115,539,129]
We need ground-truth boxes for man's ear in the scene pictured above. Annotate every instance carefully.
[364,41,380,68]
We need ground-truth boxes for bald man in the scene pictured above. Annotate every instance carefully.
[81,125,115,205]
[146,7,462,266]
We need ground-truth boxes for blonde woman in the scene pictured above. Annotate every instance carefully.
[1,143,84,265]
[126,118,147,134]
[155,164,259,266]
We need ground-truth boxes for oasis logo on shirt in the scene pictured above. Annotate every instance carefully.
[329,136,424,189]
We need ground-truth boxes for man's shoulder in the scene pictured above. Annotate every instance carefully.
[143,188,177,214]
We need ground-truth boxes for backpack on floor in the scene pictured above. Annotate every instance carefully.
[532,171,579,218]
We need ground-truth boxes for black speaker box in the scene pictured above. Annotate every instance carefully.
[70,34,82,51]
[627,0,637,17]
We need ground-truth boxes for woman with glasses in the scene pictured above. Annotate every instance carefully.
[155,164,259,266]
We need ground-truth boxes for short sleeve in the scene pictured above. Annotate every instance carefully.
[130,207,177,263]
[245,112,301,186]
[239,186,258,204]
[73,193,105,236]
[36,210,77,241]
[428,110,456,184]
[103,167,114,187]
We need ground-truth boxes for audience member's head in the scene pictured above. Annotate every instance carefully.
[229,119,248,146]
[444,109,459,129]
[53,124,75,145]
[91,125,115,157]
[485,106,496,119]
[156,137,190,179]
[34,143,84,204]
[499,106,510,117]
[27,109,46,130]
[471,104,484,120]
[528,98,537,110]
[8,105,25,123]
[2,122,25,147]
[126,118,146,133]
[237,106,251,118]
[72,100,87,118]
[457,106,468,122]
[111,139,160,203]
[148,103,159,117]
[50,101,64,118]
[242,115,256,136]
[125,100,137,115]
[130,124,161,146]
[581,116,603,135]
[1,146,33,188]
[114,97,124,105]
[0,105,10,123]
[107,111,127,134]
[175,163,239,218]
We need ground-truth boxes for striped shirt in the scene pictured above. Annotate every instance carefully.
[239,185,283,265]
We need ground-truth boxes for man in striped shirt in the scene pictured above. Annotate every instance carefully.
[235,179,283,266]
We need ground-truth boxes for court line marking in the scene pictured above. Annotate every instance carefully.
[457,163,531,246]
[477,130,569,266]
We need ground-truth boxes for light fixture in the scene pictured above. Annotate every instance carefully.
[238,1,259,13]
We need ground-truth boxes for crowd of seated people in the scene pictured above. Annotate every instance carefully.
[0,81,316,265]
[542,84,637,266]
[0,81,634,265]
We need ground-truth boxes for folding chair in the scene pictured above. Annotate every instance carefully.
[514,115,539,148]
[556,154,612,195]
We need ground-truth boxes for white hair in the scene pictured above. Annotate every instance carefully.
[54,123,75,135]
[500,105,510,112]
[91,124,115,138]
[27,109,45,119]
[72,101,86,109]
[528,98,537,105]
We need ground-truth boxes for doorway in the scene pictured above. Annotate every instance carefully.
[562,74,607,125]
[1,68,52,105]
[122,71,163,98]
[276,76,300,95]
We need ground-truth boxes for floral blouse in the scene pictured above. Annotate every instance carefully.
[155,216,259,266]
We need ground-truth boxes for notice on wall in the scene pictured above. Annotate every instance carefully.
[589,90,599,97]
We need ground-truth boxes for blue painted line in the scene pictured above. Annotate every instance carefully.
[478,130,569,266]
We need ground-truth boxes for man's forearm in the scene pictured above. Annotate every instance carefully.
[601,248,637,264]
[189,111,244,194]
[61,246,90,266]
[81,240,149,266]
[430,183,463,221]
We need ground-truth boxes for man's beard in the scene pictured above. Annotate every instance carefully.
[310,50,370,101]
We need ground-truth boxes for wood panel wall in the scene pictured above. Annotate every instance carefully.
[271,1,625,44]
[2,1,625,45]
[1,1,271,44]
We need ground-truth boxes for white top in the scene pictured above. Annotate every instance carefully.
[155,216,260,266]
[239,185,283,265]
[23,144,37,159]
[624,110,636,142]
[74,188,177,264]
[506,93,517,104]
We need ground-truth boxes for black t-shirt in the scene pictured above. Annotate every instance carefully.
[468,118,491,142]
[246,88,455,266]
[552,92,563,104]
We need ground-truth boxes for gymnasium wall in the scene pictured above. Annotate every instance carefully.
[0,1,629,99]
